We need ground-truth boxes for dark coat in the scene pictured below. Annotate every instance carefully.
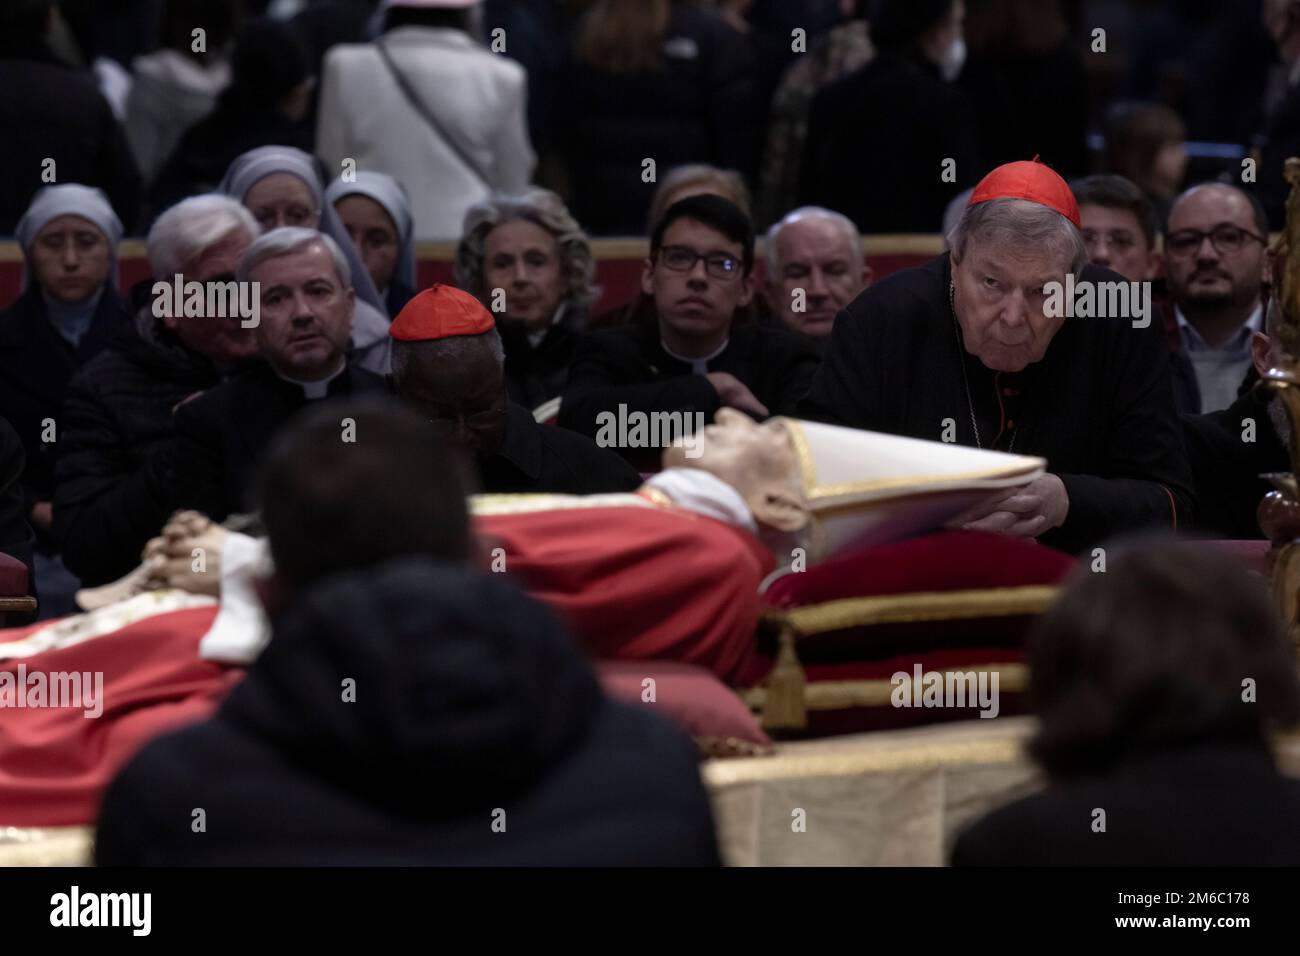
[498,302,586,410]
[799,255,1196,554]
[953,739,1300,866]
[800,51,979,234]
[479,401,643,493]
[560,316,821,470]
[0,286,127,539]
[95,558,721,866]
[171,362,392,523]
[0,55,141,234]
[1181,386,1288,539]
[51,309,238,586]
[0,416,34,591]
[148,95,315,222]
[560,5,760,235]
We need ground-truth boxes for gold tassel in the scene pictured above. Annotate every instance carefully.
[762,624,807,731]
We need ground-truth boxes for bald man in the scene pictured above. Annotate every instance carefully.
[1163,183,1271,414]
[765,206,871,343]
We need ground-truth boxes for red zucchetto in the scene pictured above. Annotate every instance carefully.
[968,158,1081,228]
[389,284,495,341]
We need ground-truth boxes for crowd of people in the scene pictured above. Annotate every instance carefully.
[3,0,1300,867]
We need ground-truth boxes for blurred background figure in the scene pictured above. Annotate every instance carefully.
[646,164,753,235]
[0,0,141,234]
[150,16,317,217]
[755,0,873,227]
[327,171,418,318]
[960,0,1088,180]
[1258,0,1300,228]
[455,189,597,408]
[764,205,869,345]
[316,0,534,240]
[0,185,126,616]
[1103,100,1188,227]
[124,0,240,187]
[1070,173,1161,282]
[954,539,1300,865]
[800,0,977,233]
[562,0,760,235]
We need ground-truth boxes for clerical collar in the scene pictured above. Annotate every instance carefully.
[272,357,346,399]
[642,468,757,534]
[526,301,568,349]
[661,336,729,375]
[43,287,103,347]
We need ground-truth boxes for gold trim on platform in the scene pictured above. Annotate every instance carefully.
[741,662,1028,711]
[0,826,93,866]
[470,492,655,517]
[769,585,1060,634]
[703,720,1036,786]
[0,597,37,612]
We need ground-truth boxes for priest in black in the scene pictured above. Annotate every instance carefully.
[171,229,390,522]
[801,161,1194,554]
[1181,300,1291,539]
[560,195,820,471]
[391,285,642,495]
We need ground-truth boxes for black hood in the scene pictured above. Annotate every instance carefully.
[219,558,604,811]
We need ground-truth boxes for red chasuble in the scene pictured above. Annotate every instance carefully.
[475,493,775,685]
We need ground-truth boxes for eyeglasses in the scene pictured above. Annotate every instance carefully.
[1165,224,1267,258]
[658,245,742,280]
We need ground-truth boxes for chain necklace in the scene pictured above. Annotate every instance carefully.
[950,279,1018,453]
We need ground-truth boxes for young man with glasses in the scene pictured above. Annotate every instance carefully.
[560,195,821,470]
[1163,182,1271,414]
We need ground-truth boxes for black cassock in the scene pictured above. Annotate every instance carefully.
[800,254,1195,554]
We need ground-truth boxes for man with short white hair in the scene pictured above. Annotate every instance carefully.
[765,206,871,342]
[53,194,263,585]
[801,160,1194,553]
[169,227,390,522]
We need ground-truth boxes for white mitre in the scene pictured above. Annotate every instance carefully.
[777,418,1046,561]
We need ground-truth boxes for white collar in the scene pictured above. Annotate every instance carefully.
[273,356,346,399]
[642,468,757,535]
[660,336,729,374]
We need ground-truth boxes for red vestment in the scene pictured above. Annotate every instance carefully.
[476,495,774,685]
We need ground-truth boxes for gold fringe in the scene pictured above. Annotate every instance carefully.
[765,585,1059,635]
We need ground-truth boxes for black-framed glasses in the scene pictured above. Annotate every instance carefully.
[658,245,742,280]
[1165,224,1267,258]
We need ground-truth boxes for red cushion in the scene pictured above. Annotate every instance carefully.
[595,660,771,756]
[766,530,1075,609]
[0,553,29,597]
[752,531,1075,736]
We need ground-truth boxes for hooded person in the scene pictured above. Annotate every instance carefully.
[218,145,392,373]
[801,158,1195,554]
[0,185,128,610]
[325,171,418,318]
[93,403,720,866]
